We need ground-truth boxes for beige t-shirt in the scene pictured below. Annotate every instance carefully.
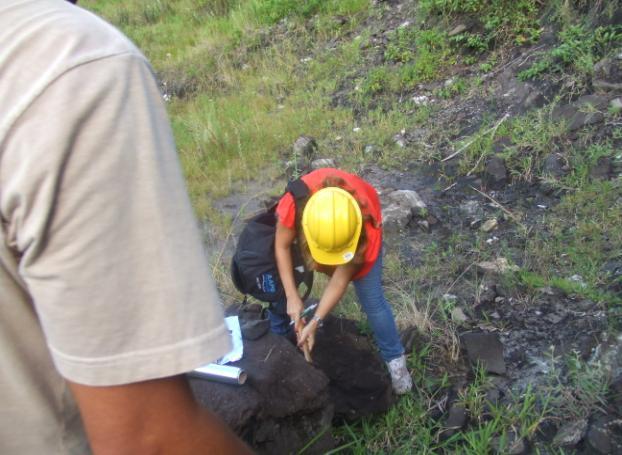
[0,1,231,453]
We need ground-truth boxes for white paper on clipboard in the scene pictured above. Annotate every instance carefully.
[216,316,243,365]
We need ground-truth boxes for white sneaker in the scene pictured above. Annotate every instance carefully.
[386,354,413,395]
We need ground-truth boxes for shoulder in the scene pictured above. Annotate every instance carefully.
[276,192,296,229]
[0,1,148,140]
[1,1,143,64]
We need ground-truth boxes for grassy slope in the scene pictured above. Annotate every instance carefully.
[83,0,621,452]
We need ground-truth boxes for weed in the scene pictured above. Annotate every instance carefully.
[386,28,450,88]
[384,26,418,64]
[358,67,390,97]
[519,24,622,82]
[543,351,611,421]
[435,77,467,99]
[420,0,541,52]
[83,0,622,451]
[518,58,551,80]
[450,32,490,54]
[205,0,242,17]
[458,363,491,423]
[252,0,368,25]
[500,107,566,182]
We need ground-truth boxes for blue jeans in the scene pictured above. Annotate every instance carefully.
[267,250,405,362]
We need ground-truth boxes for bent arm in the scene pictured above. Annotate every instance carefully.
[314,263,359,321]
[275,222,305,327]
[297,263,359,350]
[274,222,300,301]
[69,376,252,455]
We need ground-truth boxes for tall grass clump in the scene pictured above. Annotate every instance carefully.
[419,0,541,49]
[251,0,368,25]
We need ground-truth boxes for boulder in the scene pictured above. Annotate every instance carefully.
[381,189,427,230]
[499,69,548,112]
[448,24,468,37]
[286,135,319,179]
[442,403,467,438]
[387,189,427,212]
[481,218,498,233]
[460,199,484,221]
[491,430,527,455]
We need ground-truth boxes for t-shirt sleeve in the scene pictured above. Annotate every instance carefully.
[275,192,296,229]
[0,53,231,386]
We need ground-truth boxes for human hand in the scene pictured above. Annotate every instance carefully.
[286,295,305,334]
[297,319,318,353]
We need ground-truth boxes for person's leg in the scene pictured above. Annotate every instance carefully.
[266,298,292,336]
[354,251,412,394]
[353,252,404,362]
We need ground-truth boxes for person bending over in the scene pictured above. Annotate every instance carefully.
[270,168,412,394]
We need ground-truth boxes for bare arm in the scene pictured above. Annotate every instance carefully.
[275,221,305,331]
[69,376,253,455]
[298,262,359,351]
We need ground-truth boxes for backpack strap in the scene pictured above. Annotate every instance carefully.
[286,178,310,202]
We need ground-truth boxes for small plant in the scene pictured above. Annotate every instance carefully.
[450,32,490,54]
[458,363,491,422]
[544,351,611,421]
[517,58,551,81]
[252,0,369,25]
[397,29,450,87]
[384,26,418,63]
[420,0,541,53]
[436,77,467,99]
[359,67,390,97]
[204,0,240,17]
[519,24,622,81]
[478,59,495,72]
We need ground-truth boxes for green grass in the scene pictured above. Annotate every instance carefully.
[83,0,373,219]
[331,355,550,454]
[84,0,622,451]
[519,23,622,84]
[420,0,541,49]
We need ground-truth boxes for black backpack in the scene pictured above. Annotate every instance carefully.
[230,179,313,313]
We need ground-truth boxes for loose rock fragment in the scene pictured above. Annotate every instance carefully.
[481,219,498,232]
[477,258,519,274]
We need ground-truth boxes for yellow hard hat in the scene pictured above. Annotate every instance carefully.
[302,187,363,265]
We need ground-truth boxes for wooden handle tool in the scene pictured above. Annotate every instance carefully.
[302,341,313,363]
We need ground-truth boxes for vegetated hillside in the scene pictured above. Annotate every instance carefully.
[85,0,622,452]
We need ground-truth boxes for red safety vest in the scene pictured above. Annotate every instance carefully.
[276,168,382,280]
